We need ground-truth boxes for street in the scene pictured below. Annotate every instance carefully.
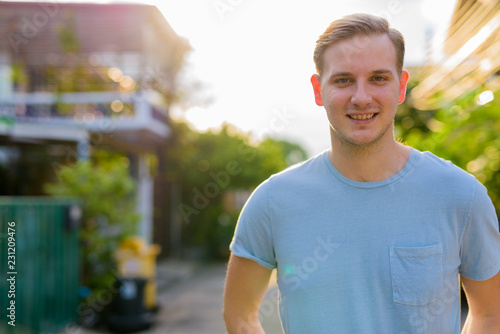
[72,261,283,334]
[147,262,284,334]
[147,263,228,333]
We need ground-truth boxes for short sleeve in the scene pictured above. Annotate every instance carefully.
[460,182,500,280]
[229,179,277,270]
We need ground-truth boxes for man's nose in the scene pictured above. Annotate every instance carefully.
[351,83,373,107]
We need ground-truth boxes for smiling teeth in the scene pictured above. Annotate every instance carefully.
[349,113,375,120]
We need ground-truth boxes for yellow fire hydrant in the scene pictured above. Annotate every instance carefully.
[114,237,161,310]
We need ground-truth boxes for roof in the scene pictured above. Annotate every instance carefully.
[0,1,187,62]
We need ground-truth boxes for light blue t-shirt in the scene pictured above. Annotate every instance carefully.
[230,149,500,334]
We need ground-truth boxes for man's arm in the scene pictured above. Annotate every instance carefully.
[223,254,273,334]
[461,270,500,333]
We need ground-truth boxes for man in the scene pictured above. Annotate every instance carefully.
[223,13,500,333]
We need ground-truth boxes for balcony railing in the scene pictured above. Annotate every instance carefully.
[0,91,170,138]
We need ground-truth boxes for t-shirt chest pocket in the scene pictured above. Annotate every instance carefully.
[390,244,443,305]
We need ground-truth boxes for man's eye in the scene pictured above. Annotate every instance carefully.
[373,76,387,82]
[336,78,350,84]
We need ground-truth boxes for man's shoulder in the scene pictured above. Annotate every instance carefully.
[268,150,328,184]
[412,149,478,187]
[241,151,328,211]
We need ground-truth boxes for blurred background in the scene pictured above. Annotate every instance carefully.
[0,0,498,333]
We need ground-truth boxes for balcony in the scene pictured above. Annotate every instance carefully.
[0,90,171,150]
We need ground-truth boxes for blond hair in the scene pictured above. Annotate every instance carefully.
[313,13,405,76]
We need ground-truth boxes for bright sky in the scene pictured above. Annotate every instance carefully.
[13,0,457,155]
[154,0,456,156]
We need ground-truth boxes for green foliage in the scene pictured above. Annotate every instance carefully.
[57,11,80,54]
[45,151,140,291]
[11,62,29,90]
[166,121,308,259]
[397,86,500,215]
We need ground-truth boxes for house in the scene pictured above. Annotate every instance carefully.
[0,1,190,253]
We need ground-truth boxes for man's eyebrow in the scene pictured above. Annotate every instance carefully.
[327,72,352,81]
[330,72,352,77]
[372,69,394,76]
[327,69,394,81]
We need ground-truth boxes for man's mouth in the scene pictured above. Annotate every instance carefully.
[347,113,376,120]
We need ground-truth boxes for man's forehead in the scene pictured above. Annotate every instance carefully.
[321,34,398,74]
[324,34,395,58]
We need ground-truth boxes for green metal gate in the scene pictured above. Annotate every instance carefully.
[0,197,81,334]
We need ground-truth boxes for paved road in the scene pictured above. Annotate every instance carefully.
[70,261,283,334]
[145,263,227,333]
[148,263,283,334]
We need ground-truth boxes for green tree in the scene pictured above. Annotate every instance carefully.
[45,151,140,292]
[166,121,308,259]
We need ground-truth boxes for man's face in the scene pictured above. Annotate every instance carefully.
[311,34,409,149]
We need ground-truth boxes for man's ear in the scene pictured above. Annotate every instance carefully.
[398,70,409,104]
[310,74,323,106]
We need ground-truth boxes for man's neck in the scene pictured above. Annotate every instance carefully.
[328,138,411,183]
